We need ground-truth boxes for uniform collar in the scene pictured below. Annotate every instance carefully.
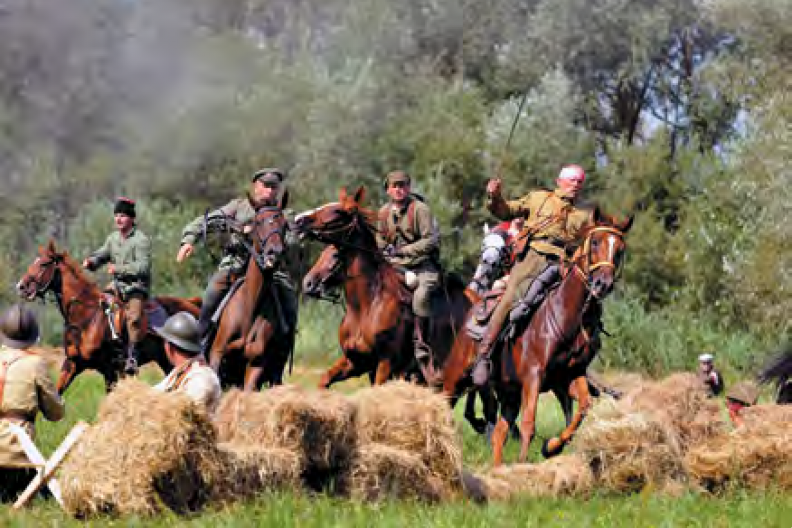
[120,226,137,239]
[553,188,577,204]
[390,196,413,214]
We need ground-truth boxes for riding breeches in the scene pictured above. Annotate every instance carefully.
[410,264,440,318]
[480,249,555,350]
[125,294,147,346]
[198,269,239,338]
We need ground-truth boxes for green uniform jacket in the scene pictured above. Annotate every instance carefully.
[376,197,440,269]
[87,227,152,297]
[487,188,593,259]
[181,197,297,290]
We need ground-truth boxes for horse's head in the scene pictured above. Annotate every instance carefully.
[293,186,369,243]
[248,191,290,270]
[17,240,64,301]
[575,207,633,299]
[303,245,343,298]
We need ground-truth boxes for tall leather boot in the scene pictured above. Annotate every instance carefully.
[414,316,440,384]
[472,326,499,387]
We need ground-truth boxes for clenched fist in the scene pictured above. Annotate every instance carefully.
[176,244,194,263]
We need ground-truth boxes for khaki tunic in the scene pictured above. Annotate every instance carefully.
[154,359,221,416]
[376,197,441,317]
[0,346,64,466]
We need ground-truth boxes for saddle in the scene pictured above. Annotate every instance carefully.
[101,293,169,341]
[465,285,506,341]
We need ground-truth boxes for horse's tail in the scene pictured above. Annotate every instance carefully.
[758,345,792,388]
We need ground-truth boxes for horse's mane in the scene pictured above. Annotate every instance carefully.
[348,207,408,295]
[758,345,792,386]
[51,248,102,296]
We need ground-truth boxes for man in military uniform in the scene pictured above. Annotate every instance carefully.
[83,197,151,375]
[153,312,221,415]
[472,165,593,386]
[375,170,441,381]
[177,168,298,356]
[0,304,64,501]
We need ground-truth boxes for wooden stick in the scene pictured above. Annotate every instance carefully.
[11,421,89,510]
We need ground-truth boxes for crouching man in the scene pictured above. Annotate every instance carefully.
[153,312,221,415]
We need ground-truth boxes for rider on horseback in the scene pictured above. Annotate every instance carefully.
[472,165,593,387]
[176,168,299,356]
[83,197,151,375]
[376,170,442,381]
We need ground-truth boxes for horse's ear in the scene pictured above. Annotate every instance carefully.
[279,189,290,210]
[339,187,347,202]
[352,186,366,205]
[619,215,634,233]
[46,239,57,254]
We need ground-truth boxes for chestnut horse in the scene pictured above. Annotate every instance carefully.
[294,186,478,391]
[443,209,632,464]
[205,192,295,391]
[303,243,497,434]
[16,241,200,394]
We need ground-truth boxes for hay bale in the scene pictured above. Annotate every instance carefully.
[347,443,446,502]
[212,443,303,501]
[353,381,462,487]
[685,404,792,491]
[214,386,356,485]
[60,379,222,517]
[479,455,594,501]
[573,398,684,492]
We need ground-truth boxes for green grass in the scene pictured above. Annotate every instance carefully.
[12,369,792,527]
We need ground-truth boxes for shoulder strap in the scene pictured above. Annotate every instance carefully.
[407,200,417,234]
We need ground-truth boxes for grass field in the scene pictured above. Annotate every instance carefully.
[4,367,791,527]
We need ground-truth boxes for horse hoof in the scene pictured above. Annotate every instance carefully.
[541,437,564,458]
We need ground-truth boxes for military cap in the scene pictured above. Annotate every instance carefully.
[114,197,136,218]
[252,168,285,184]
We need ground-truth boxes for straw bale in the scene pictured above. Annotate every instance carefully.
[353,381,462,486]
[479,455,594,501]
[214,386,357,480]
[684,404,792,491]
[348,443,447,502]
[212,443,303,501]
[60,379,222,517]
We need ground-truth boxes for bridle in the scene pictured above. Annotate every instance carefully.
[247,206,289,270]
[566,226,627,296]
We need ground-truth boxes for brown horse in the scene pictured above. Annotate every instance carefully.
[443,209,632,464]
[16,240,200,394]
[303,243,498,434]
[294,186,477,391]
[206,192,295,391]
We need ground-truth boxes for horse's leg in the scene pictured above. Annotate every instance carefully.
[243,363,265,392]
[463,390,487,435]
[56,357,79,395]
[374,358,392,385]
[517,373,542,463]
[543,375,592,458]
[553,385,574,427]
[492,388,520,465]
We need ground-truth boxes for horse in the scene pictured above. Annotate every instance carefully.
[443,208,632,464]
[758,345,792,404]
[205,191,295,391]
[16,240,200,394]
[294,186,480,394]
[302,242,496,434]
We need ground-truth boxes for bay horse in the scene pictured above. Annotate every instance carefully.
[16,240,200,394]
[294,186,478,392]
[303,243,496,434]
[205,192,295,391]
[443,208,632,464]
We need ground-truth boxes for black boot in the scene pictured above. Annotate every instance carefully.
[414,316,440,384]
[472,332,496,387]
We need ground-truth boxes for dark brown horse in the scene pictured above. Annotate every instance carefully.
[294,186,477,391]
[303,242,497,434]
[16,240,200,394]
[206,192,295,391]
[443,209,632,464]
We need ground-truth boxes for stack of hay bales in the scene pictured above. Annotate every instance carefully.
[59,379,223,517]
[479,454,594,501]
[349,381,462,502]
[213,385,357,491]
[573,373,725,492]
[685,404,792,491]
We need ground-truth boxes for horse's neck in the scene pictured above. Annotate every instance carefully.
[343,252,378,311]
[242,258,266,299]
[541,266,592,337]
[58,262,101,320]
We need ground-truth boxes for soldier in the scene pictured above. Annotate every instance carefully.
[698,353,724,397]
[0,304,64,501]
[472,165,593,386]
[177,168,298,356]
[375,170,441,381]
[83,197,151,375]
[153,312,221,415]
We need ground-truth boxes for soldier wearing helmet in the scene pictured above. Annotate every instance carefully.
[177,168,299,357]
[472,165,595,386]
[153,312,221,414]
[0,304,64,501]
